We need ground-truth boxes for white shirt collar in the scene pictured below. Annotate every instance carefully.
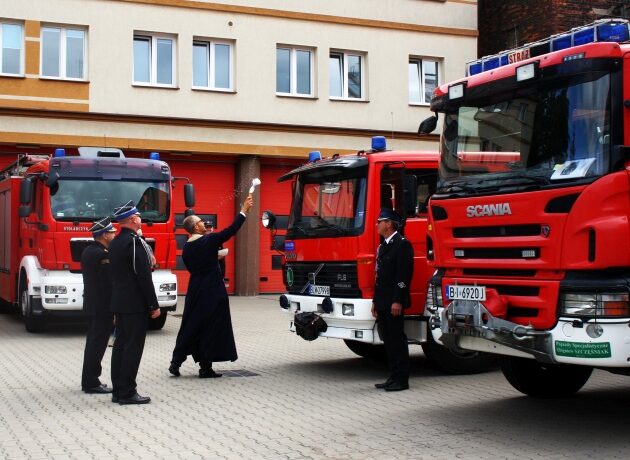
[384,231,398,245]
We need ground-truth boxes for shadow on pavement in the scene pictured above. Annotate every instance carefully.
[274,353,448,380]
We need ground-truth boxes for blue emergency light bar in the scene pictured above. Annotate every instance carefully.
[466,18,630,77]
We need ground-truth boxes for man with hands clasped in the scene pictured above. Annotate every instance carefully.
[371,208,414,392]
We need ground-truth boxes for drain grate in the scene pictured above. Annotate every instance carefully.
[219,369,259,377]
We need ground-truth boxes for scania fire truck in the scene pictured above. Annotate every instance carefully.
[262,138,494,373]
[0,147,194,332]
[421,19,630,396]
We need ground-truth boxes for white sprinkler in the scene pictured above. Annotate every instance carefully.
[249,177,261,194]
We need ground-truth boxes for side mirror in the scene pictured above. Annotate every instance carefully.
[18,205,32,218]
[403,175,418,216]
[184,183,195,208]
[261,210,276,229]
[20,177,33,205]
[46,171,59,187]
[418,115,438,135]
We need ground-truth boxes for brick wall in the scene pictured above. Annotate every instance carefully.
[478,0,628,58]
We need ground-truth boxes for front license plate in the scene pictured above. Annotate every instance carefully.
[446,285,486,301]
[309,284,330,296]
[555,341,612,358]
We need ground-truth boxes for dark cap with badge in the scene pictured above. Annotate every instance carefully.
[377,208,402,224]
[89,217,116,237]
[112,200,140,221]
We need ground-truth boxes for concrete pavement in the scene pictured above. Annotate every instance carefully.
[1,295,630,459]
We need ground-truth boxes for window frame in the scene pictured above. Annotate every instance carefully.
[40,24,88,81]
[192,38,234,92]
[0,21,24,77]
[132,32,177,88]
[275,45,315,98]
[409,57,440,106]
[329,50,366,101]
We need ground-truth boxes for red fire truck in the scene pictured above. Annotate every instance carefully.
[262,137,494,373]
[421,18,630,396]
[0,147,194,332]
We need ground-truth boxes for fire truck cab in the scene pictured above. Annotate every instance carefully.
[0,147,193,332]
[262,138,495,373]
[422,18,630,396]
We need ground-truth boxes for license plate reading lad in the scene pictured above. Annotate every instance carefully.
[446,285,486,301]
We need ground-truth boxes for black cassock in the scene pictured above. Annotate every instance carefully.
[171,213,246,365]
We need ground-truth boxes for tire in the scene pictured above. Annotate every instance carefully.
[421,334,497,375]
[148,311,167,330]
[20,286,45,333]
[344,339,387,361]
[500,356,592,398]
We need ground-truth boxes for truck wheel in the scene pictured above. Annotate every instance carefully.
[500,356,592,398]
[344,340,387,361]
[20,287,45,333]
[148,311,167,330]
[421,334,497,374]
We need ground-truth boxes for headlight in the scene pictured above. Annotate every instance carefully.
[159,283,176,292]
[561,292,630,317]
[45,285,67,294]
[342,303,354,316]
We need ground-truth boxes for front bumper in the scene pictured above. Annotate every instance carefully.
[430,300,630,367]
[36,269,178,312]
[281,294,381,343]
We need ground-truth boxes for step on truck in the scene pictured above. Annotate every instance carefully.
[0,147,194,332]
[262,137,495,373]
[420,18,630,396]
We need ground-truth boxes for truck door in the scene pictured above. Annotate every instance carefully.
[379,165,437,315]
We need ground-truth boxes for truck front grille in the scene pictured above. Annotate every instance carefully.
[284,262,360,298]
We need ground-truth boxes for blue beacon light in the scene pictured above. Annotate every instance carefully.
[308,151,322,163]
[54,148,65,157]
[371,136,386,151]
[149,152,160,160]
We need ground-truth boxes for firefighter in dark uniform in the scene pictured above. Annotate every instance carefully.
[81,217,116,394]
[372,208,414,391]
[108,201,161,405]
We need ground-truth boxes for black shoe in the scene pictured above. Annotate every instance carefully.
[112,394,119,403]
[118,392,151,405]
[168,363,180,377]
[83,384,113,394]
[199,368,222,379]
[374,378,395,389]
[384,381,409,392]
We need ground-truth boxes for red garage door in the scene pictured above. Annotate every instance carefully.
[258,165,294,293]
[169,159,236,294]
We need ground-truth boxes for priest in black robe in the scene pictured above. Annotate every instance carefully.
[169,195,253,378]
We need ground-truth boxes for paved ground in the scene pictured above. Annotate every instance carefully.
[1,296,630,459]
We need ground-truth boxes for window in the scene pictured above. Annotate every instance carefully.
[276,46,313,97]
[41,26,86,80]
[192,39,233,91]
[329,51,365,100]
[133,33,176,87]
[409,58,439,104]
[0,21,23,76]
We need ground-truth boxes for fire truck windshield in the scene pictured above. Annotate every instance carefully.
[287,170,367,239]
[438,71,612,195]
[50,179,170,222]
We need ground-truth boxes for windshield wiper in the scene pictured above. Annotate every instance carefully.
[310,223,347,235]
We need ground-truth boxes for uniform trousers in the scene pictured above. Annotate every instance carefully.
[111,312,148,398]
[377,309,410,384]
[81,309,114,389]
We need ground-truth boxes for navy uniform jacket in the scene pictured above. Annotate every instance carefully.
[108,227,159,314]
[373,232,414,311]
[80,241,112,316]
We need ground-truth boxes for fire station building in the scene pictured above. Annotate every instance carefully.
[0,0,477,294]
